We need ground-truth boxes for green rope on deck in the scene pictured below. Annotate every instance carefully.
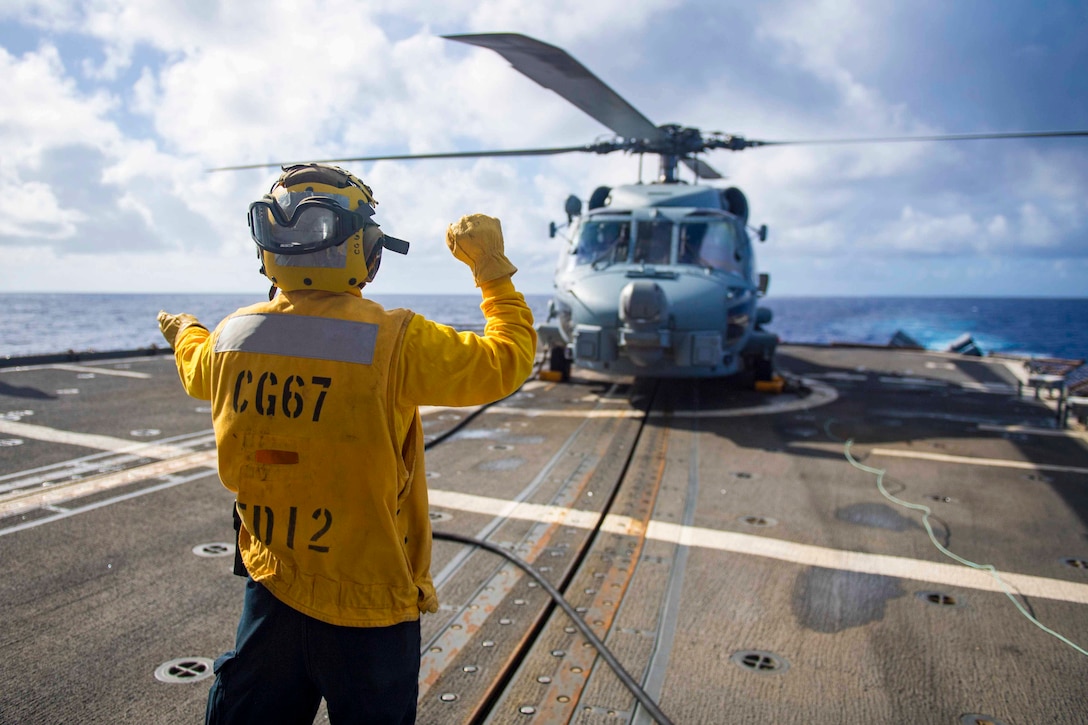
[843,439,1088,657]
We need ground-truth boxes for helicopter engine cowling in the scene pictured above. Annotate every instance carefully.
[588,186,612,210]
[619,280,670,366]
[722,187,749,222]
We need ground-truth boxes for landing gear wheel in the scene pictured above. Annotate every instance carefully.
[753,357,774,383]
[549,345,572,382]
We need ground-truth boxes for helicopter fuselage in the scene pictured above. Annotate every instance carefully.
[540,182,777,379]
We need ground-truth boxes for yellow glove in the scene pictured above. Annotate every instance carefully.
[445,214,517,286]
[157,311,204,349]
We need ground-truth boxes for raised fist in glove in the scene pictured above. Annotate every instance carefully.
[157,311,205,349]
[446,213,517,286]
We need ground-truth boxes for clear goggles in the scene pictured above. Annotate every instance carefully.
[248,190,375,255]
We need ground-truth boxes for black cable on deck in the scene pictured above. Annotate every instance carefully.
[431,530,676,725]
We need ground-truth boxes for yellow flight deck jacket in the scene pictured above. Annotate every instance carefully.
[171,278,536,627]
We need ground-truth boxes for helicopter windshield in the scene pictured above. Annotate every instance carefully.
[678,220,741,273]
[633,220,673,265]
[575,220,631,266]
[572,217,743,272]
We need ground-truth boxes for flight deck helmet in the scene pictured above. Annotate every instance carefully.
[248,163,404,292]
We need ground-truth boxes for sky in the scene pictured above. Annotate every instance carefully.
[0,0,1086,298]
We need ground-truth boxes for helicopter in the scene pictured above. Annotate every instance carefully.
[213,33,1088,383]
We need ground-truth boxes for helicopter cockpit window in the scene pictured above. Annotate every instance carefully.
[679,221,740,272]
[633,220,673,265]
[575,220,631,266]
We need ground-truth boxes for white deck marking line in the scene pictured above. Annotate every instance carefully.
[429,490,610,531]
[429,490,1088,605]
[0,430,215,487]
[417,404,485,417]
[810,372,868,382]
[6,452,1084,605]
[487,379,838,420]
[641,520,1088,604]
[979,424,1088,441]
[417,383,548,417]
[487,406,643,418]
[48,363,152,379]
[0,450,218,517]
[870,447,1088,476]
[0,469,213,537]
[879,376,947,387]
[0,420,192,459]
[959,382,1016,394]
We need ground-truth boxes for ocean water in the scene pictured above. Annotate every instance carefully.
[1,293,1086,364]
[761,297,1088,362]
[0,293,554,359]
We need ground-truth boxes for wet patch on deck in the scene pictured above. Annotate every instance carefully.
[792,567,905,633]
[835,502,920,532]
[476,457,525,472]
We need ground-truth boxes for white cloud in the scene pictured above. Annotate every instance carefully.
[0,176,86,239]
[884,205,982,254]
[1017,202,1060,251]
[986,214,1009,238]
[0,0,1085,298]
[0,44,119,167]
[754,0,906,132]
[116,191,154,229]
[79,39,131,81]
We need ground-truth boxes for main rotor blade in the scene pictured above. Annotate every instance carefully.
[682,157,723,180]
[445,33,664,143]
[744,129,1088,148]
[207,145,596,172]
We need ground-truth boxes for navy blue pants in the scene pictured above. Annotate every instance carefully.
[205,578,420,724]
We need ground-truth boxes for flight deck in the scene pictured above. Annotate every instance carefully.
[1,345,1087,724]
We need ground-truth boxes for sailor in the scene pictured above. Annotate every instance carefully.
[156,163,537,724]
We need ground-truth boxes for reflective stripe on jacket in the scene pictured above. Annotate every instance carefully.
[172,278,537,627]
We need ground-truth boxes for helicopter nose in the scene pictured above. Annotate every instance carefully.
[619,281,670,366]
[620,280,668,326]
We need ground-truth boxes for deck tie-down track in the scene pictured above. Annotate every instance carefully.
[418,378,675,723]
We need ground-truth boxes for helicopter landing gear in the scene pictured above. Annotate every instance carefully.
[546,345,572,382]
[746,354,786,393]
[752,356,774,382]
